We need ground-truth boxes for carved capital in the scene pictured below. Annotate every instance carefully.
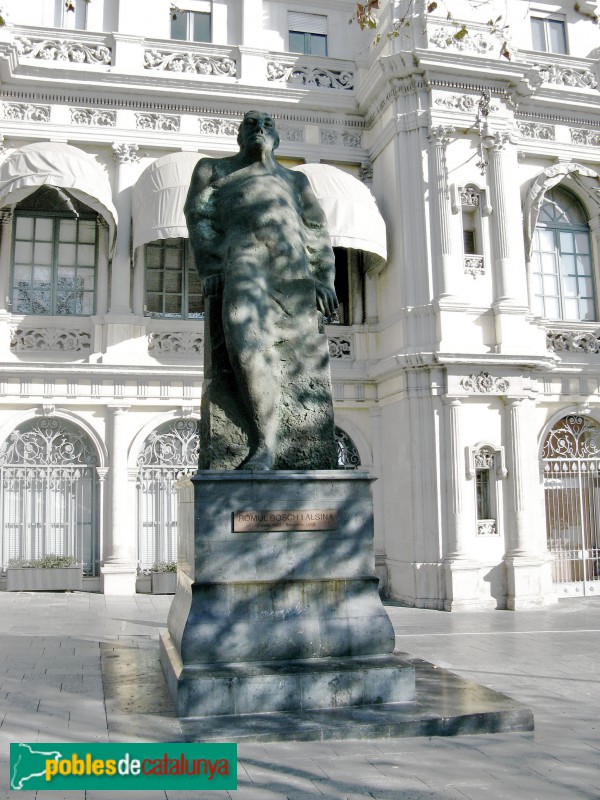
[428,125,453,146]
[112,143,140,164]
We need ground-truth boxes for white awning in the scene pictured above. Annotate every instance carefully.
[0,142,118,255]
[293,163,387,273]
[133,151,206,250]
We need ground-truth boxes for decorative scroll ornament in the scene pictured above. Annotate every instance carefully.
[15,36,112,65]
[71,107,116,126]
[546,330,600,354]
[334,427,361,468]
[112,143,140,164]
[516,121,555,141]
[430,28,495,54]
[266,62,354,90]
[532,64,598,89]
[320,130,361,147]
[136,112,180,132]
[464,256,485,277]
[328,336,352,360]
[277,124,304,143]
[144,49,236,76]
[570,128,600,147]
[137,419,200,469]
[359,162,373,182]
[477,520,497,536]
[3,103,50,122]
[435,94,477,112]
[474,448,495,469]
[461,187,480,206]
[148,331,203,354]
[0,418,98,467]
[198,116,240,136]
[461,372,509,393]
[543,415,600,459]
[10,327,91,352]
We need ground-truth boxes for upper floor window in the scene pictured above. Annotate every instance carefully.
[531,187,595,321]
[57,0,88,30]
[171,4,211,43]
[145,238,204,319]
[11,187,98,316]
[531,15,567,54]
[289,11,328,56]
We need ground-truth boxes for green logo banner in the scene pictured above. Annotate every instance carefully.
[10,742,237,791]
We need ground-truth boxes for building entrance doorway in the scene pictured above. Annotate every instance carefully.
[543,414,600,597]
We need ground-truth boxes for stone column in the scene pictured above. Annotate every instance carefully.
[485,132,516,305]
[503,396,555,609]
[0,209,14,358]
[442,396,487,610]
[109,143,138,316]
[428,126,457,300]
[101,404,137,594]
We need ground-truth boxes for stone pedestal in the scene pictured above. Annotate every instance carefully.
[160,471,414,719]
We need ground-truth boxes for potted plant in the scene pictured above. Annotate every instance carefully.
[6,554,83,591]
[150,561,177,594]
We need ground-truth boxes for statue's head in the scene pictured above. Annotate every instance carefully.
[237,111,280,152]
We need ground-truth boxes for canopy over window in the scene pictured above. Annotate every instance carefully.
[133,151,206,250]
[293,163,387,274]
[0,142,118,254]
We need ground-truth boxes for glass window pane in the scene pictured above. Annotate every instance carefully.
[543,275,558,295]
[581,277,594,297]
[146,245,163,268]
[58,243,77,265]
[78,268,95,290]
[560,254,576,276]
[78,220,96,244]
[170,11,187,40]
[545,297,560,318]
[577,255,592,277]
[59,220,77,242]
[32,290,50,314]
[33,266,52,284]
[80,293,93,314]
[164,295,181,315]
[164,247,182,269]
[289,31,306,53]
[563,276,578,298]
[33,242,53,266]
[146,271,163,292]
[309,33,327,56]
[548,19,567,54]
[193,11,211,42]
[15,217,34,239]
[35,218,53,241]
[541,253,557,274]
[580,298,595,321]
[164,270,182,293]
[14,241,33,264]
[575,233,590,255]
[538,229,555,251]
[564,298,579,320]
[78,244,96,267]
[531,18,546,51]
[559,231,575,254]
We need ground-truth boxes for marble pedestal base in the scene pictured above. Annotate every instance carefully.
[160,470,414,719]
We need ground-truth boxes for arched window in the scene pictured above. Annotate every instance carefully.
[11,187,99,316]
[335,426,361,468]
[531,187,596,321]
[136,419,200,571]
[0,417,100,575]
[542,414,600,596]
[144,238,204,319]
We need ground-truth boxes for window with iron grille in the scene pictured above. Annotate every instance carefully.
[145,238,204,319]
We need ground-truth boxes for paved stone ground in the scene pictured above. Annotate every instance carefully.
[1,592,599,799]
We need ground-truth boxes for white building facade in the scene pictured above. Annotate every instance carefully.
[0,0,598,607]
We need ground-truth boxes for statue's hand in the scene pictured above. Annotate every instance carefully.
[203,274,223,296]
[315,283,338,319]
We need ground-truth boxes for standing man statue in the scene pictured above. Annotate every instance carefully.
[185,111,339,470]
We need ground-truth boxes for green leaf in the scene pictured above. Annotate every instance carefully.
[453,25,468,41]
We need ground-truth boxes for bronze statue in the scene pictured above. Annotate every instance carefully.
[185,111,338,470]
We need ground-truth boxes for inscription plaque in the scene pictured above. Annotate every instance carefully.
[233,509,338,532]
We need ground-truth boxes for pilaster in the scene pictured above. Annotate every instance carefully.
[101,404,137,594]
[0,209,14,359]
[428,126,458,301]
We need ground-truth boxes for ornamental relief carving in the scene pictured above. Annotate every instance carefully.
[516,121,555,141]
[570,128,600,147]
[320,130,362,148]
[112,143,140,164]
[266,62,354,91]
[148,331,203,354]
[15,36,112,65]
[144,49,236,76]
[277,124,304,143]
[136,112,180,132]
[546,330,600,354]
[71,107,116,126]
[434,94,477,113]
[464,256,485,277]
[461,372,509,393]
[198,117,239,136]
[10,327,91,352]
[2,103,50,122]
[328,336,353,360]
[429,28,495,54]
[531,64,598,90]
